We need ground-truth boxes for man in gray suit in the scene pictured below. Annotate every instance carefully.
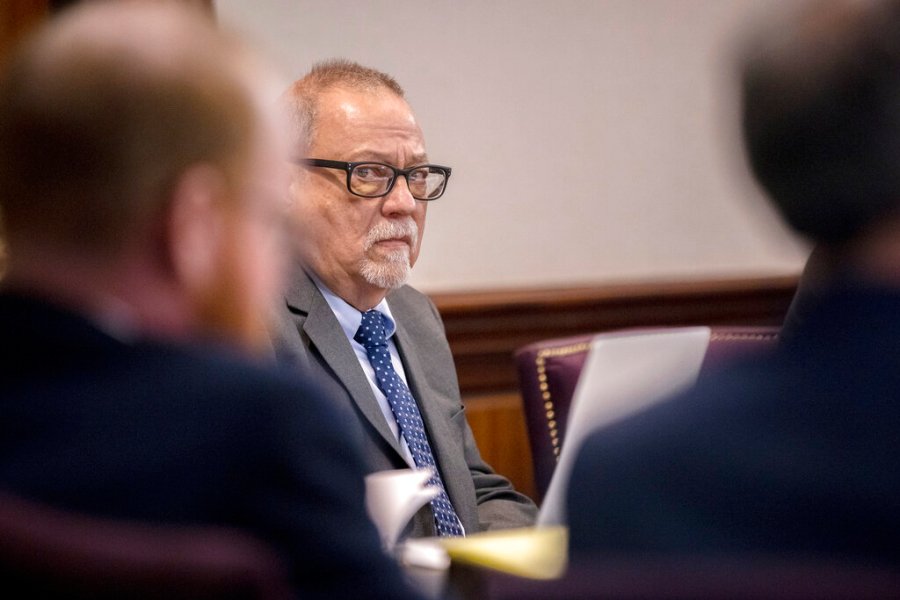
[271,60,537,540]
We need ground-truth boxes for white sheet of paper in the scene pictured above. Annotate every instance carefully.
[537,326,711,526]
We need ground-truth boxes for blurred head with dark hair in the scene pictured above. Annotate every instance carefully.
[742,0,900,246]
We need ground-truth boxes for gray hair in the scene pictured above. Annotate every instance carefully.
[280,59,405,153]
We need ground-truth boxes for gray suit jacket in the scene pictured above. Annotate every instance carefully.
[269,268,537,538]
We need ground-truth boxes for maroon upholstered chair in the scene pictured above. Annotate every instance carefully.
[514,326,779,502]
[0,491,291,599]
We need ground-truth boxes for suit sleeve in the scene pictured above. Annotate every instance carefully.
[245,374,426,600]
[421,294,539,531]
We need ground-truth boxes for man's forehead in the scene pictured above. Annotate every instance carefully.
[312,87,427,158]
[318,87,417,128]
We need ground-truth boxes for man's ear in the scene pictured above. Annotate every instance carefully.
[163,165,227,292]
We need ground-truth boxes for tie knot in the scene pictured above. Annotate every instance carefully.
[354,309,387,349]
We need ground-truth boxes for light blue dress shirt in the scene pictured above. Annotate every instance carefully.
[314,279,417,467]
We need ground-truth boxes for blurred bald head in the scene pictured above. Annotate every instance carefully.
[0,0,282,258]
[0,0,291,350]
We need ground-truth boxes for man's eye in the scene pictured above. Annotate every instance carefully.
[354,165,391,180]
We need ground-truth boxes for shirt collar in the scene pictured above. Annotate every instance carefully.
[309,273,397,341]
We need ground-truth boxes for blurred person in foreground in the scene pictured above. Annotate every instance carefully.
[0,2,424,598]
[567,0,900,564]
[270,59,537,541]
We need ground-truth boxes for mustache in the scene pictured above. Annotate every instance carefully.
[364,218,418,251]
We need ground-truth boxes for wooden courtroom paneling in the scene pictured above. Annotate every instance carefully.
[436,275,799,500]
[1,0,52,278]
[463,392,535,504]
[1,1,48,60]
[433,275,798,396]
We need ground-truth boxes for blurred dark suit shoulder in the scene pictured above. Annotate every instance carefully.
[567,279,900,564]
[0,292,422,600]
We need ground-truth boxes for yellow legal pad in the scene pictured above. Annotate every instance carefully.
[437,525,568,579]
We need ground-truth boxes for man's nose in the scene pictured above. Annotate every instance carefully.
[381,175,417,215]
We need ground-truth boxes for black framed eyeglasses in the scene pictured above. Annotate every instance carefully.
[297,158,451,201]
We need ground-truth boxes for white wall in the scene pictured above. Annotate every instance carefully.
[216,0,810,293]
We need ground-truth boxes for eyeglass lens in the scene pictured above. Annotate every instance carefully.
[350,163,447,200]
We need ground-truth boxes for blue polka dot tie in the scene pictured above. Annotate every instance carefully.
[355,309,464,537]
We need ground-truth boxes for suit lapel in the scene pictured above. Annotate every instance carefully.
[286,272,405,458]
[393,315,442,432]
[391,295,467,502]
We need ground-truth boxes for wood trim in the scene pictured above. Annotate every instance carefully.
[1,1,49,59]
[430,275,799,396]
